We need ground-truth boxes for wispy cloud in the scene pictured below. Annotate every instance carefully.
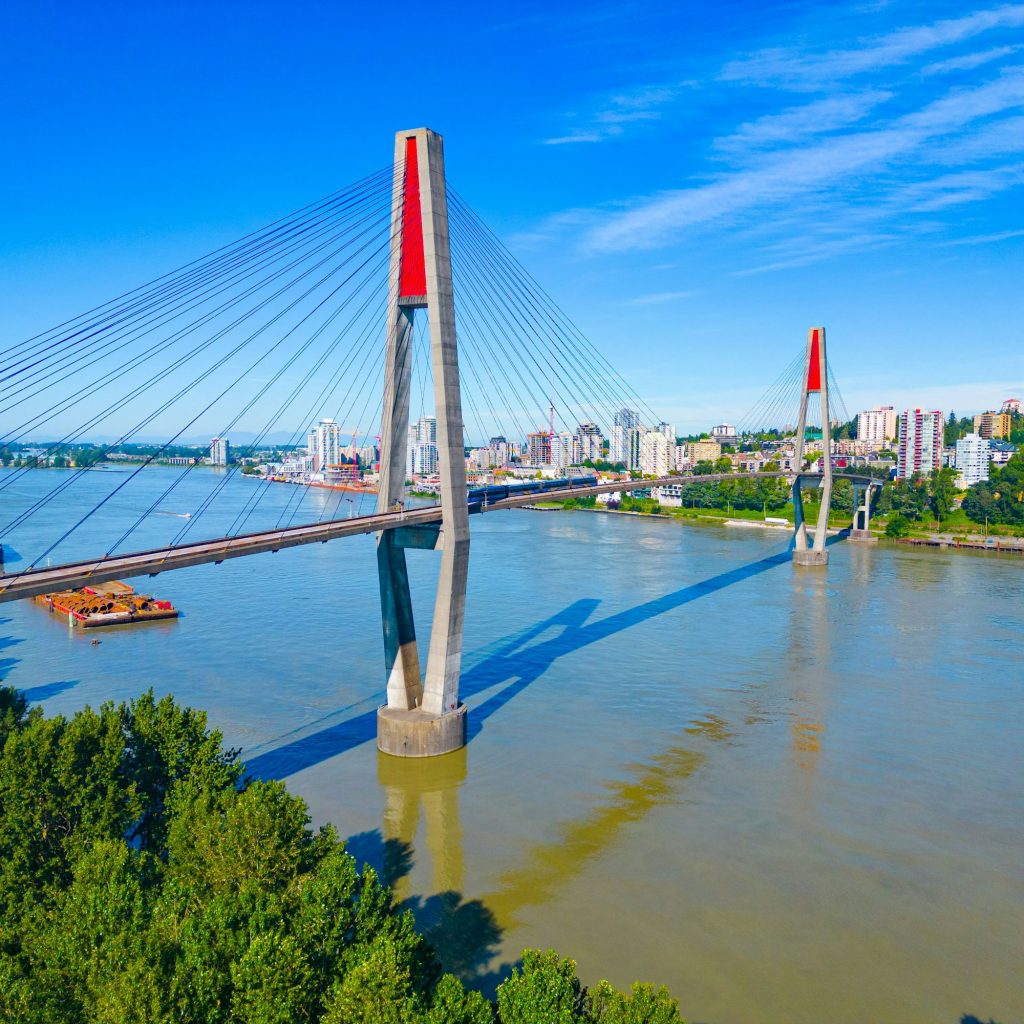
[543,85,679,145]
[583,68,1024,252]
[722,4,1024,89]
[937,227,1024,245]
[715,91,892,154]
[922,43,1023,74]
[624,290,698,305]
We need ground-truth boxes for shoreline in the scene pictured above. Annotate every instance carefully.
[531,502,1024,555]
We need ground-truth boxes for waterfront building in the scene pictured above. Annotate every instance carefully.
[673,444,690,472]
[640,430,672,477]
[409,441,438,476]
[856,405,898,444]
[973,411,1012,439]
[685,439,722,464]
[575,422,604,463]
[209,436,230,465]
[526,430,552,466]
[550,432,574,470]
[955,433,991,486]
[307,418,341,472]
[990,439,1018,467]
[897,409,943,479]
[710,423,737,446]
[487,436,510,467]
[610,408,640,464]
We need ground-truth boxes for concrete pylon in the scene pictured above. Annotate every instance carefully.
[792,326,832,567]
[850,481,878,543]
[376,128,470,757]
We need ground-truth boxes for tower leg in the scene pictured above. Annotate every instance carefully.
[377,127,469,757]
[792,327,830,566]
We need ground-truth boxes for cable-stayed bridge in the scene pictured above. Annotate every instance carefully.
[0,127,878,757]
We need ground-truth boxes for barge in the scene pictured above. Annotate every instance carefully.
[35,580,179,628]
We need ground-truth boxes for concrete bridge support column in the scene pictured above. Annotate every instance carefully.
[792,326,832,567]
[850,483,878,543]
[377,128,470,758]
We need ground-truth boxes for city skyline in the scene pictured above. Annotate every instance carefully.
[1,1,1021,435]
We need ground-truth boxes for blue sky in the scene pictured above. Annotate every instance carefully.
[2,0,1023,435]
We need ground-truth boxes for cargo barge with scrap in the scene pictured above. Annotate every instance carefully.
[34,580,179,628]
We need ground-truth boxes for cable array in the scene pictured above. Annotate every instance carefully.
[1,167,670,574]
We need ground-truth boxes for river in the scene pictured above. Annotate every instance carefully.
[2,466,1021,1023]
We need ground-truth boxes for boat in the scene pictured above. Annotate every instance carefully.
[34,580,179,628]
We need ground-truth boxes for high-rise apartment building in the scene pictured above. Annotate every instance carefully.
[209,437,230,466]
[973,411,1012,439]
[955,433,991,486]
[575,422,604,463]
[406,415,438,477]
[307,418,341,472]
[640,430,672,477]
[610,408,640,464]
[526,431,552,466]
[857,405,898,444]
[897,409,942,479]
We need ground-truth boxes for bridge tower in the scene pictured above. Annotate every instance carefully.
[791,326,833,567]
[376,128,471,757]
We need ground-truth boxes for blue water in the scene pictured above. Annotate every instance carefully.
[2,467,1021,1023]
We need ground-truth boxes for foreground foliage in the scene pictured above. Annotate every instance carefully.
[0,688,683,1023]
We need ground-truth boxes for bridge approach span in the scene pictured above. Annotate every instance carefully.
[0,471,874,604]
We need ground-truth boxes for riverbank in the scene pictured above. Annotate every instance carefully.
[534,501,1024,554]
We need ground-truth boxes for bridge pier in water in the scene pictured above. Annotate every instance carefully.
[791,326,833,567]
[849,482,879,543]
[377,127,471,758]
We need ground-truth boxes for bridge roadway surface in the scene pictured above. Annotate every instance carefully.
[0,471,875,604]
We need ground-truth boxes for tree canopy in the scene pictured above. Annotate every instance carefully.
[0,690,684,1024]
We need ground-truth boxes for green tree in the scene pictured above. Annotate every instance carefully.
[497,949,587,1024]
[885,514,911,538]
[928,467,958,524]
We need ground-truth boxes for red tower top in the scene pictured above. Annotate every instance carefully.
[806,328,822,392]
[398,136,427,303]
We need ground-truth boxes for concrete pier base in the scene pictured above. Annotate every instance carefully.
[792,549,829,566]
[849,529,877,544]
[377,703,467,758]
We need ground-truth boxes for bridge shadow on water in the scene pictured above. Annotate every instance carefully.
[246,542,797,780]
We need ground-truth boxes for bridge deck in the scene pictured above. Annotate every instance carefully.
[0,471,876,603]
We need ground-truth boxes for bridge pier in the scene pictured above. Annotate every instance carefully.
[849,482,878,543]
[791,326,832,567]
[376,127,470,758]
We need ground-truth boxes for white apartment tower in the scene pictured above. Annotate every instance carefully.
[307,418,341,472]
[955,433,991,486]
[610,408,640,465]
[857,405,898,444]
[209,437,230,466]
[640,430,672,477]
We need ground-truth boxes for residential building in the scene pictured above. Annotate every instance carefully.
[710,423,738,446]
[897,409,943,479]
[550,432,574,470]
[409,441,438,476]
[610,408,640,464]
[640,430,672,477]
[955,433,991,486]
[575,422,604,463]
[990,440,1018,467]
[655,421,676,441]
[685,439,722,464]
[973,411,1012,439]
[526,430,552,466]
[856,405,898,444]
[307,417,341,472]
[209,437,230,465]
[1001,398,1021,414]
